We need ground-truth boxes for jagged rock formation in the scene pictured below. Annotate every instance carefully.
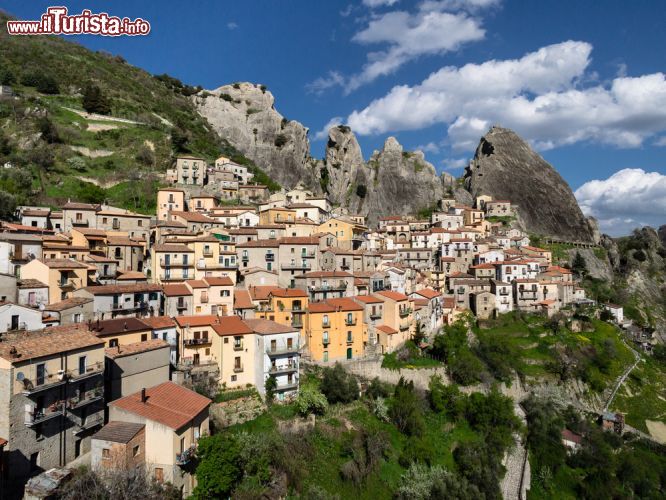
[659,225,666,248]
[194,83,455,222]
[193,83,320,190]
[321,128,454,225]
[464,126,594,242]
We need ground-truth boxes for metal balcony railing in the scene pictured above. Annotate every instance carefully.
[266,342,299,356]
[184,338,211,346]
[268,362,298,375]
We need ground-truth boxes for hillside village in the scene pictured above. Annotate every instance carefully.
[0,148,626,496]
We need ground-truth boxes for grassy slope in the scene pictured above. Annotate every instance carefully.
[0,11,279,213]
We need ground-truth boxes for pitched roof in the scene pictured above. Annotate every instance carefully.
[116,271,147,281]
[43,297,93,311]
[244,318,297,335]
[153,243,193,253]
[375,290,408,302]
[234,289,254,310]
[162,284,192,297]
[41,258,88,269]
[140,316,176,329]
[169,211,216,223]
[325,297,364,311]
[300,271,353,278]
[353,295,383,304]
[203,276,234,286]
[109,381,211,430]
[93,421,145,444]
[0,324,104,363]
[82,283,162,295]
[269,288,308,298]
[248,286,281,301]
[105,339,170,359]
[185,279,208,289]
[376,325,398,335]
[211,316,254,336]
[91,318,151,336]
[174,315,219,328]
[414,288,441,300]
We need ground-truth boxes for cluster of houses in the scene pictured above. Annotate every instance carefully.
[0,178,596,497]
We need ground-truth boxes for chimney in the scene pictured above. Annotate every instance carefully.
[141,388,147,403]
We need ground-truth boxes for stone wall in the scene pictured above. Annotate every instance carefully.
[210,395,266,428]
[336,358,450,391]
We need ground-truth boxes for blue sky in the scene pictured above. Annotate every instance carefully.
[2,0,666,235]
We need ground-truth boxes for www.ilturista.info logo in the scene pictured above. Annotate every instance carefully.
[6,6,151,36]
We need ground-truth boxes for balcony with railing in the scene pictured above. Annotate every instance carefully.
[399,320,411,331]
[233,341,244,351]
[266,341,299,356]
[301,250,316,258]
[70,218,89,227]
[291,318,303,328]
[67,388,103,410]
[202,249,213,257]
[322,336,330,346]
[281,262,312,270]
[265,253,275,262]
[311,281,347,292]
[25,403,64,426]
[183,337,211,346]
[369,312,382,320]
[345,316,357,326]
[111,301,147,312]
[233,364,244,373]
[398,307,412,318]
[159,257,192,267]
[322,321,331,329]
[68,361,104,382]
[276,380,299,392]
[241,254,249,262]
[59,278,78,290]
[268,362,298,375]
[176,301,188,311]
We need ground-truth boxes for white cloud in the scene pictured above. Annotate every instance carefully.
[415,141,441,154]
[305,71,345,96]
[345,41,666,152]
[442,157,469,170]
[346,9,485,92]
[575,168,666,235]
[308,1,488,94]
[363,0,400,7]
[654,136,666,146]
[226,22,238,30]
[314,117,344,141]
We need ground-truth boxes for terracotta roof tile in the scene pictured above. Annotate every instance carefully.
[203,276,234,286]
[375,290,408,302]
[140,316,176,329]
[163,284,192,297]
[0,324,103,363]
[234,289,254,309]
[83,283,162,295]
[211,316,254,336]
[109,381,210,430]
[105,339,170,359]
[174,315,219,328]
[376,325,398,335]
[244,318,297,335]
[93,421,144,444]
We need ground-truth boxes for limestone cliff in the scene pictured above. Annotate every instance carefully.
[193,83,320,190]
[321,127,455,224]
[464,126,595,242]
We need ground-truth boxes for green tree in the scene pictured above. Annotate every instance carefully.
[389,377,425,436]
[320,363,359,404]
[265,375,277,405]
[193,433,242,499]
[0,191,17,219]
[296,387,328,416]
[82,84,111,115]
[428,376,464,418]
[572,251,588,277]
[37,117,60,144]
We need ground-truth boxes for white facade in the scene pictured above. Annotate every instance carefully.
[255,330,300,400]
[0,303,45,333]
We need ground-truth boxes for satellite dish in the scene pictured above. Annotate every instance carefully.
[16,371,25,381]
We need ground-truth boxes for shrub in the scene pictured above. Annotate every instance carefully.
[428,376,464,418]
[135,145,155,167]
[265,375,277,405]
[633,249,647,262]
[320,363,358,404]
[296,387,328,416]
[82,84,111,115]
[366,377,391,399]
[66,156,87,172]
[0,68,15,85]
[193,434,242,499]
[389,378,425,436]
[396,464,481,500]
[22,72,59,94]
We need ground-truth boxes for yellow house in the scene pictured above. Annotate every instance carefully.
[174,315,220,368]
[157,188,186,221]
[108,381,210,496]
[374,290,413,348]
[210,316,257,388]
[317,216,366,249]
[255,288,308,332]
[259,207,296,225]
[304,297,366,362]
[20,258,90,303]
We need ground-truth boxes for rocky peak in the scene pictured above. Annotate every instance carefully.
[193,82,319,191]
[324,125,364,206]
[382,136,403,154]
[464,126,594,242]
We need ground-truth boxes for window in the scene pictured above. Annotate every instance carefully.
[133,445,140,457]
[102,448,110,459]
[323,351,329,362]
[347,331,353,343]
[109,338,119,347]
[323,314,330,327]
[154,468,164,483]
[36,363,46,385]
[78,356,87,375]
[141,334,147,342]
[138,219,143,227]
